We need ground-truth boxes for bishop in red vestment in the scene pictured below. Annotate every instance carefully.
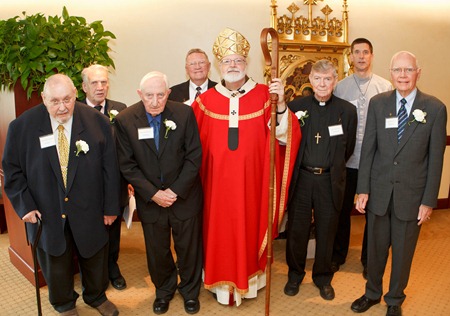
[191,28,300,306]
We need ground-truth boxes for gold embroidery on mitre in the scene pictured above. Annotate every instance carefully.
[212,27,250,60]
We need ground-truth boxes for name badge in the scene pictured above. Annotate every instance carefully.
[385,117,398,129]
[328,124,343,137]
[138,127,154,140]
[40,134,56,149]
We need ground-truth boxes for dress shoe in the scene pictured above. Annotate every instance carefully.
[95,300,119,316]
[111,276,127,290]
[386,305,402,316]
[284,280,300,296]
[60,308,79,316]
[184,299,200,314]
[362,266,368,280]
[317,284,335,300]
[351,295,381,313]
[331,262,340,273]
[153,298,170,315]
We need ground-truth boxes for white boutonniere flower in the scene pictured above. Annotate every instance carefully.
[108,110,119,123]
[75,140,89,156]
[295,110,309,126]
[163,119,177,138]
[409,109,427,125]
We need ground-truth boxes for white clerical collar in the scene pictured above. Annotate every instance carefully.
[215,78,257,99]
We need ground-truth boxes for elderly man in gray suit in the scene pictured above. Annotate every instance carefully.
[350,51,447,316]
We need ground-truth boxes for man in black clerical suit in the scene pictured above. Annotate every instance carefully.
[115,71,203,315]
[80,64,128,291]
[284,59,357,301]
[2,74,121,316]
[169,48,217,105]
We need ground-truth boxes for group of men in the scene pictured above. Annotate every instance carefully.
[2,26,446,316]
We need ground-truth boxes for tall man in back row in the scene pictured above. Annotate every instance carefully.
[332,38,392,278]
[351,51,447,316]
[81,64,128,291]
[169,48,217,105]
[2,74,121,316]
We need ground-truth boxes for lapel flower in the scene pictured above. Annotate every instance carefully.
[75,140,89,156]
[108,110,119,123]
[163,119,177,138]
[295,110,309,126]
[409,109,427,125]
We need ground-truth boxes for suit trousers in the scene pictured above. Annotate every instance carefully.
[365,197,421,306]
[141,208,202,301]
[108,213,123,279]
[37,221,109,313]
[286,169,339,287]
[332,168,368,267]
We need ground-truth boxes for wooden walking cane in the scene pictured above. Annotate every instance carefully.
[260,27,279,316]
[31,216,43,316]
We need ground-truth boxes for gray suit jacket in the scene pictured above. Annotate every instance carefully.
[357,89,447,221]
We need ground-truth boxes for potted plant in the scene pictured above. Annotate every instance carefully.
[0,6,116,99]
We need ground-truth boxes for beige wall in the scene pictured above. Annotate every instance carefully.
[2,0,450,198]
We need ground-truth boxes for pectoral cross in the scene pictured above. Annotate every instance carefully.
[315,132,321,144]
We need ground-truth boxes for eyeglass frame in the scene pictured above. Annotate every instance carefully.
[220,58,247,66]
[48,96,75,107]
[186,61,209,68]
[390,67,418,75]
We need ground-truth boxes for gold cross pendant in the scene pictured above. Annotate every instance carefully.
[315,132,321,144]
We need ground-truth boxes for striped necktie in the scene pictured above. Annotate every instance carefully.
[195,86,202,99]
[397,98,408,142]
[58,125,69,188]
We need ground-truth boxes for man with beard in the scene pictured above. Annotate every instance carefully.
[191,27,300,306]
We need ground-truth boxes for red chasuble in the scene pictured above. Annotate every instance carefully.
[192,80,300,295]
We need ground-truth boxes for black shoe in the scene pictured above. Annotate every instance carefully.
[351,295,381,313]
[153,298,170,315]
[331,262,340,273]
[362,266,368,280]
[111,275,127,290]
[386,305,402,316]
[184,299,200,314]
[284,280,300,296]
[317,284,335,300]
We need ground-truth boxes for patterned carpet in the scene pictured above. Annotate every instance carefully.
[1,210,450,315]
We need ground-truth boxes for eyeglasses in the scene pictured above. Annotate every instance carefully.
[220,58,246,66]
[187,61,208,68]
[390,68,418,74]
[49,97,73,107]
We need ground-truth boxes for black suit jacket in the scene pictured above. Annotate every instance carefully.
[80,98,129,206]
[2,102,121,257]
[288,95,357,210]
[169,79,217,103]
[115,100,203,223]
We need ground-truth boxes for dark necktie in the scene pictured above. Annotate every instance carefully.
[94,105,102,112]
[397,98,408,142]
[195,86,202,99]
[150,119,159,151]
